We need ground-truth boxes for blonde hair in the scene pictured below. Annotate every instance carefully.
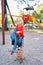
[17,17,24,25]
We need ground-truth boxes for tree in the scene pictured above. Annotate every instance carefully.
[33,9,43,23]
[4,0,8,30]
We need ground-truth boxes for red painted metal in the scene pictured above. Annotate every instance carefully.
[1,0,5,45]
[22,14,30,23]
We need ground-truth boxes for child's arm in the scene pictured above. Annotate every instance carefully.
[16,31,22,34]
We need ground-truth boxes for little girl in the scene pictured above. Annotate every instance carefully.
[9,17,24,56]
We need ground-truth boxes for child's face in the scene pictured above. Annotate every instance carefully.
[17,21,22,26]
[17,18,23,26]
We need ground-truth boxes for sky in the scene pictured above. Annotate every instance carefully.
[0,0,43,15]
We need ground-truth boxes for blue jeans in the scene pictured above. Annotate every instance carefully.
[11,28,17,50]
[13,36,23,50]
[13,36,17,50]
[17,36,23,47]
[11,28,17,41]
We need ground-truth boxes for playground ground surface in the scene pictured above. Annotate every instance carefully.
[0,31,43,65]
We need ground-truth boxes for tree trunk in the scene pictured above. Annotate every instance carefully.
[4,0,8,31]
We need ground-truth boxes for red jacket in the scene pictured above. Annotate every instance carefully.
[16,25,24,37]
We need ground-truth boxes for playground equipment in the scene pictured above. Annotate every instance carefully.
[16,47,24,60]
[1,0,5,45]
[22,14,43,29]
[1,0,15,45]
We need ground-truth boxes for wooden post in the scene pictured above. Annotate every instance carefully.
[1,0,5,45]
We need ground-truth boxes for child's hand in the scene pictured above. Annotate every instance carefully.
[16,31,21,34]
